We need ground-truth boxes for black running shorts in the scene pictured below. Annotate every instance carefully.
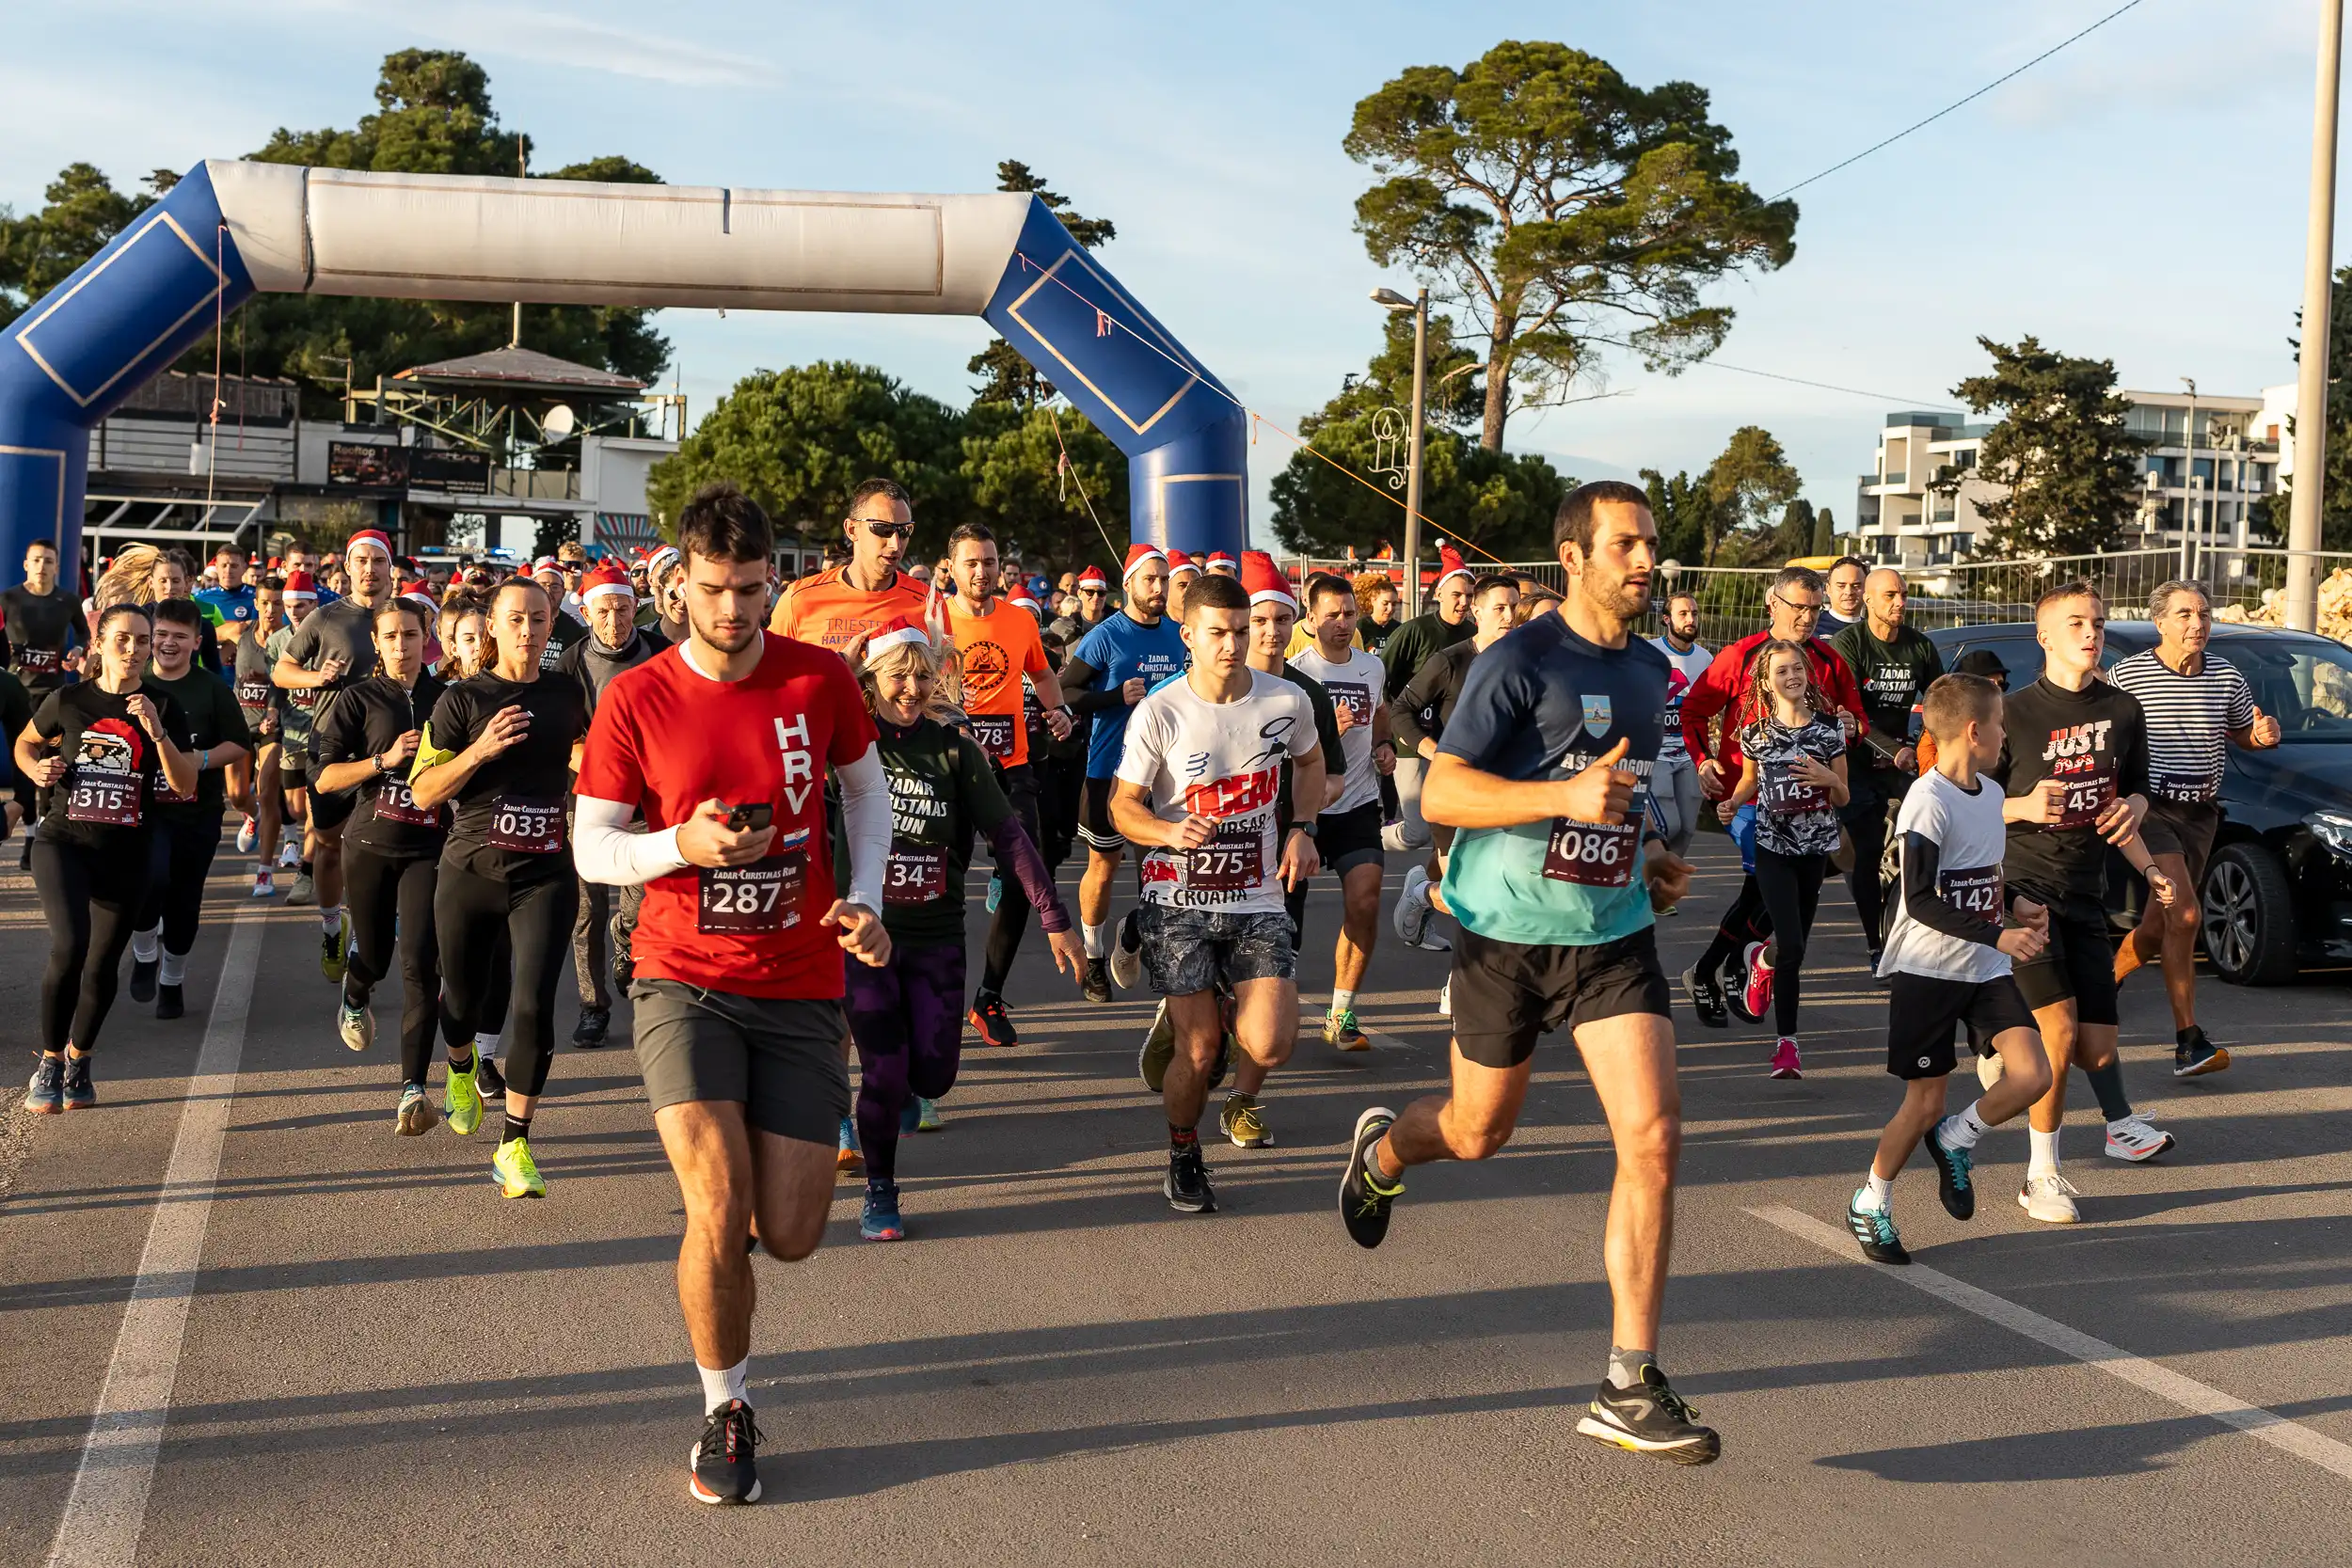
[308,782,357,832]
[1314,800,1386,877]
[2010,892,2119,1026]
[1449,925,1673,1069]
[1885,971,2037,1080]
[1079,775,1124,853]
[629,978,850,1145]
[2138,798,2220,889]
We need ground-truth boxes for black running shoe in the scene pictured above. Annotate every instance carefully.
[155,983,184,1021]
[1679,965,1727,1030]
[1845,1194,1910,1265]
[1575,1365,1720,1465]
[474,1055,507,1100]
[571,1006,610,1050]
[1338,1107,1403,1249]
[968,993,1019,1048]
[689,1399,763,1505]
[1923,1120,1975,1220]
[2173,1026,2231,1079]
[1083,957,1113,1004]
[129,958,158,1005]
[1164,1142,1216,1213]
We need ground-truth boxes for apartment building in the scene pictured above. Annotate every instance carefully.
[1852,386,2286,564]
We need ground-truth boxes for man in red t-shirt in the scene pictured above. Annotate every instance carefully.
[944,520,1073,1045]
[573,482,891,1507]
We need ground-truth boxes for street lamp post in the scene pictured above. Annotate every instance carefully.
[2288,0,2343,633]
[2181,377,2198,581]
[1372,286,1429,616]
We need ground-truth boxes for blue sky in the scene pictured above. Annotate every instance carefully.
[4,0,2339,549]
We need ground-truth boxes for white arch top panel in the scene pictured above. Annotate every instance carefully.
[204,160,1033,314]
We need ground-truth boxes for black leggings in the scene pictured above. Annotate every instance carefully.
[1696,875,1772,981]
[342,847,442,1085]
[434,863,577,1101]
[1754,846,1827,1037]
[1844,776,1894,948]
[977,765,1041,997]
[34,836,149,1053]
[135,816,223,956]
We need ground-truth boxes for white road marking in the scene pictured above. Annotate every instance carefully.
[47,912,265,1568]
[1750,1203,2352,1481]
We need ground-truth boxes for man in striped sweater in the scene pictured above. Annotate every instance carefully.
[2109,580,2280,1077]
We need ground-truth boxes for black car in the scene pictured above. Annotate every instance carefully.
[1922,621,2352,984]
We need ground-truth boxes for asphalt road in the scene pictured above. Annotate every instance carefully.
[4,827,2351,1568]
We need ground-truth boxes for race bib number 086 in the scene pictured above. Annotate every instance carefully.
[1542,813,1640,888]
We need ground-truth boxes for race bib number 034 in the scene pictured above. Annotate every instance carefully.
[884,844,948,906]
[485,797,564,854]
[698,853,805,934]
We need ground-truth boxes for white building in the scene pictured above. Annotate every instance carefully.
[1853,387,2286,565]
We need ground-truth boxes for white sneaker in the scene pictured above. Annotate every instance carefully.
[236,816,258,854]
[2104,1114,2176,1164]
[1393,865,1431,946]
[250,870,275,900]
[1437,975,1452,1018]
[1976,1050,2005,1092]
[1107,910,1146,990]
[2018,1173,2082,1224]
[278,841,300,869]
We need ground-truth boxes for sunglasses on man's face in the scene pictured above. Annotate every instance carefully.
[1080,586,1105,595]
[855,519,914,541]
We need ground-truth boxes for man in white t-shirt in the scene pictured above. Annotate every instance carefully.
[1288,571,1394,1050]
[1647,591,1712,864]
[1111,572,1324,1215]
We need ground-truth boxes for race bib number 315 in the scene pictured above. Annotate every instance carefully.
[65,770,141,827]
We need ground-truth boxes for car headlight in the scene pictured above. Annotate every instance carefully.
[2307,810,2352,860]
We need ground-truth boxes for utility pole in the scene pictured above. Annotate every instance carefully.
[2288,0,2343,633]
[1403,288,1429,618]
[2181,377,2198,580]
[512,135,527,349]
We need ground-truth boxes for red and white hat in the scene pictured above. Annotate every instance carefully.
[581,561,634,605]
[644,545,680,580]
[532,557,563,578]
[1434,545,1471,590]
[1166,549,1200,578]
[863,611,932,659]
[345,529,393,562]
[1076,564,1110,591]
[401,578,437,608]
[282,570,319,602]
[1121,542,1167,580]
[1204,550,1239,576]
[1240,550,1296,610]
[1008,589,1041,614]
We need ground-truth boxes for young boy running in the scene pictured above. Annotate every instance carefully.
[1847,673,2055,1264]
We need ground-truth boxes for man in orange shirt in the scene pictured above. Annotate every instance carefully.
[945,522,1073,1046]
[768,477,935,653]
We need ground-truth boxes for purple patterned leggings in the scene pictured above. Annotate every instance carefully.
[845,937,966,1182]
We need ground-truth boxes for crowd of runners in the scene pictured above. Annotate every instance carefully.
[0,476,2287,1499]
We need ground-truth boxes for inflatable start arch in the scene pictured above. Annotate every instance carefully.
[0,160,1248,573]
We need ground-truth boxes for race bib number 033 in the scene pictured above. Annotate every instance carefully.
[698,852,805,934]
[485,797,564,854]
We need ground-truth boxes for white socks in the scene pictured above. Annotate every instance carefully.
[1857,1170,1894,1212]
[159,949,186,987]
[2027,1126,2060,1180]
[132,927,160,963]
[1941,1101,1990,1151]
[319,905,342,936]
[697,1356,749,1414]
[1082,922,1107,958]
[1330,988,1357,1018]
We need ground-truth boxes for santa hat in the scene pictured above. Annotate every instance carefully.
[401,578,436,605]
[266,556,282,570]
[581,562,634,605]
[532,557,563,578]
[863,611,932,659]
[644,545,680,581]
[281,571,319,602]
[1204,550,1238,576]
[1076,564,1109,590]
[1241,550,1296,610]
[1121,542,1167,580]
[345,530,392,562]
[1009,590,1041,614]
[1434,545,1471,589]
[1166,549,1200,577]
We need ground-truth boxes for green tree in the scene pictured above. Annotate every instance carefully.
[959,401,1129,574]
[1641,467,1715,567]
[1812,505,1836,556]
[1700,425,1801,564]
[644,361,963,545]
[2267,264,2352,550]
[968,161,1116,409]
[1344,40,1797,452]
[1955,336,2147,558]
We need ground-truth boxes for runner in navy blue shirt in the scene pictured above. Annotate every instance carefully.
[1060,545,1185,1001]
[1335,480,1719,1467]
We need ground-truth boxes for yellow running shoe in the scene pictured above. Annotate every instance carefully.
[444,1065,484,1137]
[1220,1091,1273,1148]
[493,1135,546,1198]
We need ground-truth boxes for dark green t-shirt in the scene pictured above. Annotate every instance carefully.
[1832,621,1944,770]
[143,664,253,824]
[864,716,1017,946]
[1379,610,1474,702]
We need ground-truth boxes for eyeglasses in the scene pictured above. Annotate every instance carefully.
[1770,591,1823,621]
[855,519,915,541]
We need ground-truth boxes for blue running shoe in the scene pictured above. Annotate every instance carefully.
[835,1115,861,1175]
[1924,1119,1976,1221]
[899,1098,920,1134]
[861,1180,904,1242]
[985,874,1003,914]
[1846,1192,1910,1265]
[24,1055,63,1116]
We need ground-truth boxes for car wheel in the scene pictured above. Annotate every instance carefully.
[2201,843,2298,986]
